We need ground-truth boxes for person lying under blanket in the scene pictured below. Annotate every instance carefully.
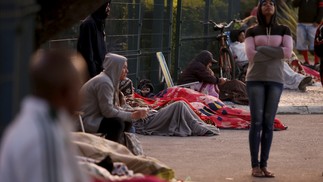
[119,78,288,131]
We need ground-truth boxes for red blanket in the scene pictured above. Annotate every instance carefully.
[291,60,320,82]
[133,87,287,130]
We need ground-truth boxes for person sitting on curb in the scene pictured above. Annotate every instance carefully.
[79,53,219,139]
[229,29,312,92]
[77,1,111,79]
[229,29,249,81]
[177,50,249,105]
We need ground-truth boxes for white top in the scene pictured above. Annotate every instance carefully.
[0,96,89,182]
[229,41,248,63]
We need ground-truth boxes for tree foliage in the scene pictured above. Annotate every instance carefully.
[276,0,298,39]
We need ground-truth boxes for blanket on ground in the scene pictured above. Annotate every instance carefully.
[72,132,174,181]
[131,87,287,130]
[290,60,320,83]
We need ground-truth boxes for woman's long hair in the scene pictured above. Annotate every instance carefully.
[256,1,278,27]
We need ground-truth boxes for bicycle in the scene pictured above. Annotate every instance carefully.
[208,19,241,80]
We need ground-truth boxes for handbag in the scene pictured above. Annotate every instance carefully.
[120,132,144,156]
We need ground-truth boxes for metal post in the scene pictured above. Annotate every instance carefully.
[204,0,211,49]
[150,0,164,84]
[174,0,182,82]
[0,0,39,138]
[228,0,240,21]
[128,0,135,51]
[166,0,173,66]
[136,0,142,85]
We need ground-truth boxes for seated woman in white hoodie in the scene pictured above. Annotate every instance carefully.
[79,53,219,141]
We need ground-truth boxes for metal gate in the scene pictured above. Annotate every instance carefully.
[46,0,241,90]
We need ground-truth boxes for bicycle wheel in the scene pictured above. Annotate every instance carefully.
[219,48,235,80]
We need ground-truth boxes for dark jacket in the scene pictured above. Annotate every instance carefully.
[314,22,323,57]
[292,0,323,24]
[77,3,108,78]
[177,50,219,85]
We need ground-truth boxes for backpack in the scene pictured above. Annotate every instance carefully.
[314,22,323,57]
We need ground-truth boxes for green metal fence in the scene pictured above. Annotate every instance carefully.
[47,0,241,92]
[174,0,241,81]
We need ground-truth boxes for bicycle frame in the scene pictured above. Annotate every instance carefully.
[209,19,240,79]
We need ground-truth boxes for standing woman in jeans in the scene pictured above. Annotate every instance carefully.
[244,0,293,177]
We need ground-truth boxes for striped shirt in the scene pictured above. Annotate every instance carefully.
[245,24,293,83]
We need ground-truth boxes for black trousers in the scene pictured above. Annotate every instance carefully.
[97,117,132,143]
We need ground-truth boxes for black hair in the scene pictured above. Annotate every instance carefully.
[230,29,245,43]
[137,79,154,93]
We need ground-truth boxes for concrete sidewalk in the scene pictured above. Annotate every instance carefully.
[137,84,323,182]
[139,115,323,182]
[226,83,323,114]
[138,84,323,182]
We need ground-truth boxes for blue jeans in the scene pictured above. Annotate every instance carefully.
[246,81,283,168]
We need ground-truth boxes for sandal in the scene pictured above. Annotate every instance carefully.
[261,167,275,178]
[251,167,264,177]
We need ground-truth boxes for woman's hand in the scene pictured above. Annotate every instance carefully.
[131,108,149,120]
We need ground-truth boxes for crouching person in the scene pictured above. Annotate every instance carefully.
[80,53,219,140]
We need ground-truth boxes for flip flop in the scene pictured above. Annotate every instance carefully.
[261,167,275,178]
[251,167,264,177]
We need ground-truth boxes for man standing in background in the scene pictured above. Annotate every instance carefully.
[77,1,111,79]
[292,0,323,66]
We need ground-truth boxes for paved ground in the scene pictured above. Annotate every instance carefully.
[138,84,323,182]
[139,115,323,182]
[228,83,323,114]
[279,84,323,107]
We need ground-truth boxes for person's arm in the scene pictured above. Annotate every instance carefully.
[250,49,272,63]
[97,82,132,121]
[77,21,97,78]
[97,82,148,121]
[256,46,284,59]
[255,39,292,61]
[250,27,293,61]
[245,29,257,62]
[279,27,294,59]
